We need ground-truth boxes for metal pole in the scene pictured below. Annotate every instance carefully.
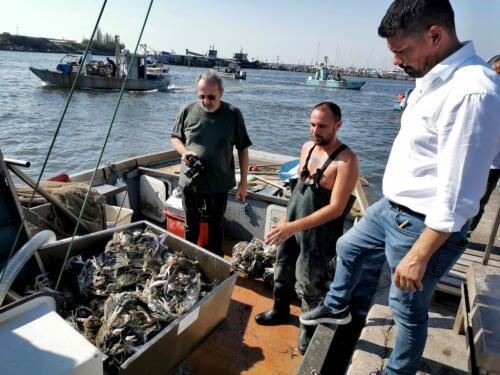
[4,158,31,168]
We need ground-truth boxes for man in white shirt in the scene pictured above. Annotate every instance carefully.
[300,1,500,374]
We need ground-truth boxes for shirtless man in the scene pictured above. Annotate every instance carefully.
[255,102,359,354]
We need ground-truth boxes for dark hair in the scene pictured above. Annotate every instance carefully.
[378,0,455,38]
[313,102,341,121]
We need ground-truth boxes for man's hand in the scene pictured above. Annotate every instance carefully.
[235,183,247,202]
[266,222,296,246]
[394,250,427,292]
[182,151,198,166]
[394,227,451,292]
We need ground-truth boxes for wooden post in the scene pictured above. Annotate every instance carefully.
[482,197,500,266]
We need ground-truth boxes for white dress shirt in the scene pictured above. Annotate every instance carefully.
[383,41,500,232]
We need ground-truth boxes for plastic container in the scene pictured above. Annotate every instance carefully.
[164,190,185,219]
[104,204,133,228]
[164,209,209,247]
[264,204,287,238]
[164,209,185,238]
[0,294,105,375]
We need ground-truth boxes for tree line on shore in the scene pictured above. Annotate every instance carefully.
[0,28,124,55]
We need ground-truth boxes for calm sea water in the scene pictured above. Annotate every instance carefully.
[0,51,413,199]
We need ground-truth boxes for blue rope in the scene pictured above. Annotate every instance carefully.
[55,0,155,290]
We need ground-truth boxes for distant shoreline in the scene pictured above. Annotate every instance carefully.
[0,32,115,56]
[0,48,113,56]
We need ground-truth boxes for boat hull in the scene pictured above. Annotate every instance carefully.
[218,72,246,80]
[306,78,365,90]
[29,67,170,91]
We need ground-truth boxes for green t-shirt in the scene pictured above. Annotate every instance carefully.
[171,101,252,193]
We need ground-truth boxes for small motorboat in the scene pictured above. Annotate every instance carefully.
[213,63,247,80]
[306,57,365,90]
[392,88,414,111]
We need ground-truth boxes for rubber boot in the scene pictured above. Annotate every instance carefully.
[298,323,316,354]
[298,298,318,354]
[255,300,290,325]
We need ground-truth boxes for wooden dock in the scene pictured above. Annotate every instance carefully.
[437,189,500,296]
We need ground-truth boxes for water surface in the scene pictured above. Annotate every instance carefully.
[0,51,413,199]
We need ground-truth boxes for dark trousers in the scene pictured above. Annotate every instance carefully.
[273,235,336,309]
[470,168,500,231]
[182,188,228,257]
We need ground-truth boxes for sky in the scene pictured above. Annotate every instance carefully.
[1,0,499,68]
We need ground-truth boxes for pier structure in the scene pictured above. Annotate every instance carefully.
[154,46,413,81]
[261,62,413,81]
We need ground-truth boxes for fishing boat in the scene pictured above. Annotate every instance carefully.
[306,57,365,90]
[145,54,170,75]
[146,63,169,75]
[29,38,171,91]
[0,148,372,374]
[4,145,496,374]
[29,56,170,91]
[213,63,247,80]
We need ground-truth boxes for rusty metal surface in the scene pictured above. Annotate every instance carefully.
[172,241,307,374]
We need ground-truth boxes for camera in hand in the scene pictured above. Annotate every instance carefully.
[184,155,204,179]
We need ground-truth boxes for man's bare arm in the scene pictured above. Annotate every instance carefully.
[171,137,196,165]
[235,148,249,202]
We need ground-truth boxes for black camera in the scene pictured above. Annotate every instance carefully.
[184,155,204,179]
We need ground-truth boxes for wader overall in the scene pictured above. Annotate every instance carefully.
[256,144,355,353]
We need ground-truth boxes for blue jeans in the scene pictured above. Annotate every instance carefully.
[324,198,467,374]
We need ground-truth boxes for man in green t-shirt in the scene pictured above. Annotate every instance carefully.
[171,72,252,256]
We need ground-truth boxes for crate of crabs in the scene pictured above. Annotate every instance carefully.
[18,221,237,375]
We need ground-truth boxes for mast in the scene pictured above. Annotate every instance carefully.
[114,35,120,76]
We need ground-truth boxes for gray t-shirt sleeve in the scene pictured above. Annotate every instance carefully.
[233,108,252,150]
[171,106,186,141]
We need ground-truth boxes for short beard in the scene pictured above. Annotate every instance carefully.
[400,59,434,79]
[400,65,423,78]
[313,137,328,146]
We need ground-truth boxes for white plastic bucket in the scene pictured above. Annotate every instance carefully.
[104,204,133,228]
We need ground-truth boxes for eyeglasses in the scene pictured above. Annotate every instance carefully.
[197,94,217,100]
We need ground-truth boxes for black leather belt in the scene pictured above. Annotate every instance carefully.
[389,200,426,221]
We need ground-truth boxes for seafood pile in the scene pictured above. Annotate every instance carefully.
[27,229,216,369]
[231,238,277,283]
